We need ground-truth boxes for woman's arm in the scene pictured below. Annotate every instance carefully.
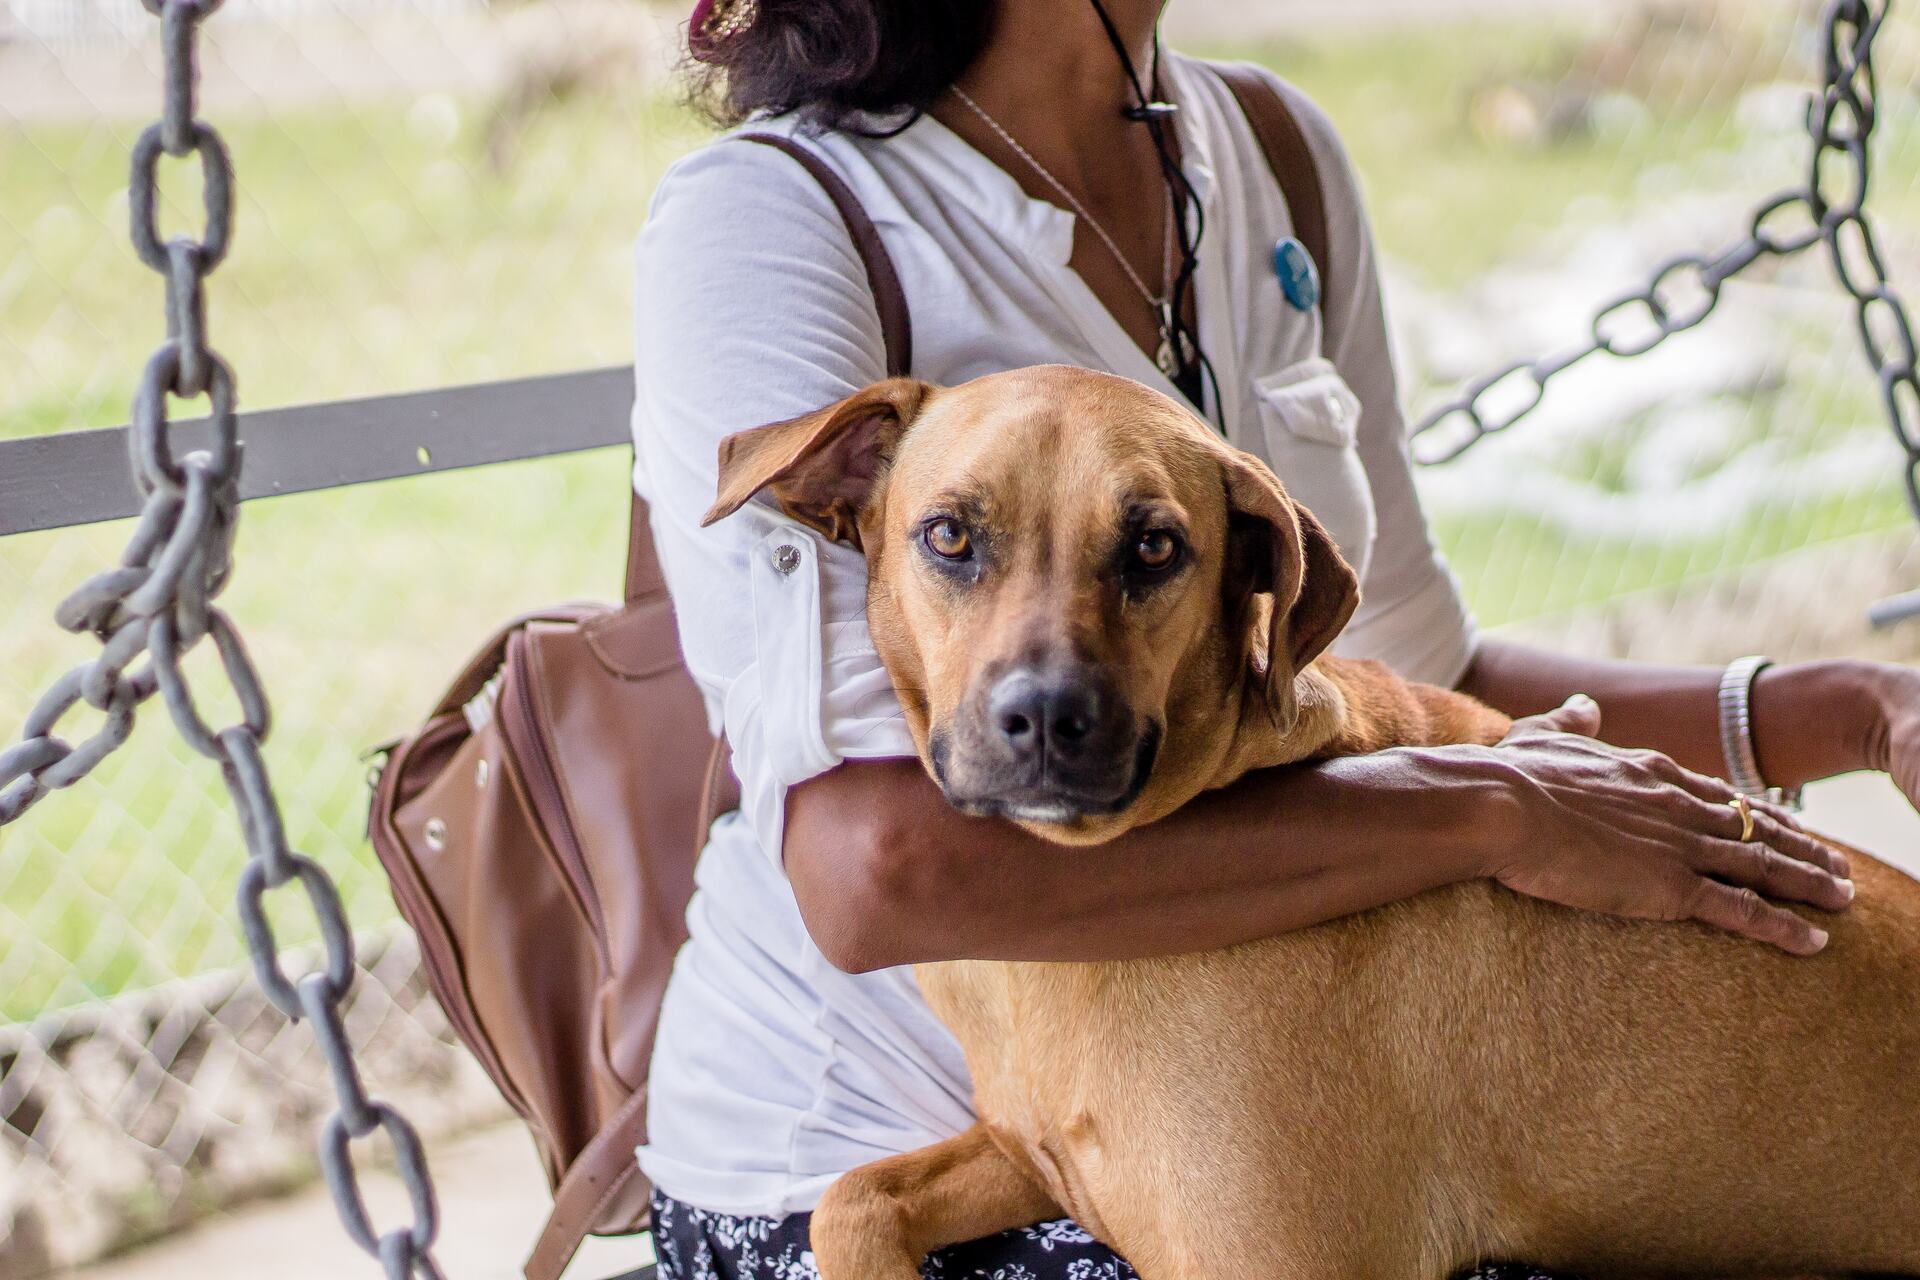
[785,706,1854,974]
[635,136,931,877]
[1459,637,1908,794]
[787,754,1482,971]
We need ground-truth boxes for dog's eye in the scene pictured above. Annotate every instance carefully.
[1133,529,1179,572]
[925,518,972,560]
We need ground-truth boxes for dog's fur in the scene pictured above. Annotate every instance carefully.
[704,366,1920,1280]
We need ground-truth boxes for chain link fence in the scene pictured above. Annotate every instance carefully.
[2,0,1917,1274]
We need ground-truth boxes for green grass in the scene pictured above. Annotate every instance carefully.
[1254,25,1743,288]
[4,10,1917,1016]
[1241,11,1920,289]
[1,88,706,439]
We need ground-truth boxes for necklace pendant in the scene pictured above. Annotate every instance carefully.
[1154,300,1180,376]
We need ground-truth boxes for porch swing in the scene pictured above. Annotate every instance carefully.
[0,2,1912,1278]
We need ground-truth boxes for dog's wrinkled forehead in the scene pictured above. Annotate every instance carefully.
[884,367,1220,534]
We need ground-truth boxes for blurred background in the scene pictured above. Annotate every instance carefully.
[2,0,1918,1276]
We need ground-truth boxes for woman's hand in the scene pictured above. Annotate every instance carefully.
[1477,695,1854,956]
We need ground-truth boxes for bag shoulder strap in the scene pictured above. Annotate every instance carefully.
[1206,62,1337,350]
[624,131,913,602]
[539,133,910,1280]
[525,1083,652,1280]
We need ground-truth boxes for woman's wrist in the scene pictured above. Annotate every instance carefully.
[1752,657,1910,785]
[1331,744,1530,884]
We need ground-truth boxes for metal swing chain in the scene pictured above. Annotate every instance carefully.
[1413,0,1919,530]
[0,2,447,1276]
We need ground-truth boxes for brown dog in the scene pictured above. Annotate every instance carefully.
[703,365,1920,1279]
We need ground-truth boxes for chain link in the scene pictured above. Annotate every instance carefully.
[1414,0,1920,526]
[0,0,447,1273]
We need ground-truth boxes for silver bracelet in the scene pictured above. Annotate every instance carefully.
[1717,655,1801,808]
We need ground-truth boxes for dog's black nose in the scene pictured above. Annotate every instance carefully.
[987,669,1109,763]
[943,663,1151,819]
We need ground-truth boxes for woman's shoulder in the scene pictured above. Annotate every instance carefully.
[647,113,931,234]
[638,119,899,319]
[648,120,847,229]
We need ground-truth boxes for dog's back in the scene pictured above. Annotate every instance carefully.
[921,846,1920,1278]
[919,650,1920,1278]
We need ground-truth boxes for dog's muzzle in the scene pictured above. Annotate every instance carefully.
[932,664,1158,822]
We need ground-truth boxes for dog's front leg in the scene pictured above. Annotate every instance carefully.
[811,1124,1063,1280]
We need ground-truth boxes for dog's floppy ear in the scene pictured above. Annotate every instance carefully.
[701,378,932,546]
[1283,501,1362,671]
[1220,448,1361,721]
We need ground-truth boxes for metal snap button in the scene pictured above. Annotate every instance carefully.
[423,817,447,851]
[773,544,802,575]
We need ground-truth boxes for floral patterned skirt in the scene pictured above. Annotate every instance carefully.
[649,1191,1573,1280]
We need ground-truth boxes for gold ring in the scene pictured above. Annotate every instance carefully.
[1728,793,1756,843]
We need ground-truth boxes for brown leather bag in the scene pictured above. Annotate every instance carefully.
[367,67,1325,1280]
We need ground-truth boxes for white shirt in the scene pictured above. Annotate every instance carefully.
[631,56,1477,1218]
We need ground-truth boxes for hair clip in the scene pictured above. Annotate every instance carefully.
[689,0,757,59]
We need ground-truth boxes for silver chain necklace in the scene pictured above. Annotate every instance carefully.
[950,85,1183,377]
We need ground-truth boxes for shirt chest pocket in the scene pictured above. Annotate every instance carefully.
[1250,357,1377,587]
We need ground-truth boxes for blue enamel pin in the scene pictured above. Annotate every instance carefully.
[1273,236,1320,312]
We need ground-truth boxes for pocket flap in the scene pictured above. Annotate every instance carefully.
[1254,356,1362,448]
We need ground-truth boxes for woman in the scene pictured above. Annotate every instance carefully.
[631,1,1918,1276]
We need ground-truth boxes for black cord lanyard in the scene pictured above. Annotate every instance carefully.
[1086,0,1223,427]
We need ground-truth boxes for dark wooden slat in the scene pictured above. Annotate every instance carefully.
[0,366,635,536]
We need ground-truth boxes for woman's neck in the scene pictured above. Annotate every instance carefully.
[928,0,1185,380]
[943,0,1167,178]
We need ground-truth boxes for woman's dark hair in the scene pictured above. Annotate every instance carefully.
[687,0,998,135]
